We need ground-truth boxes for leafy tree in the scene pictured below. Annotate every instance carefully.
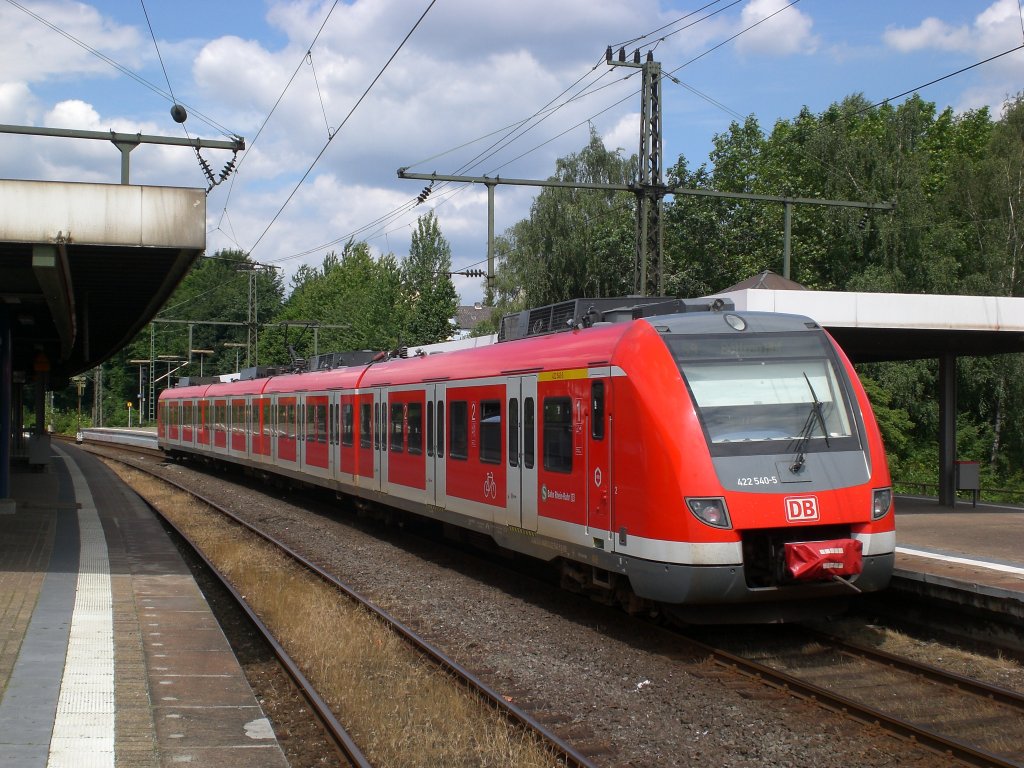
[259,241,408,363]
[491,126,636,311]
[93,249,284,424]
[401,211,459,345]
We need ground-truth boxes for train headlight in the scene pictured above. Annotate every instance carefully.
[686,497,731,529]
[871,487,893,520]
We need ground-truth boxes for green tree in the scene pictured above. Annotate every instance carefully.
[98,249,284,424]
[259,241,408,363]
[402,212,459,345]
[492,127,636,311]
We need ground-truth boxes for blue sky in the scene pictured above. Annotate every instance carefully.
[1,0,1021,304]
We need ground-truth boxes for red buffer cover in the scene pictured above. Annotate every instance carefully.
[785,539,863,581]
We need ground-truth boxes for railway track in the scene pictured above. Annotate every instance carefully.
[85,441,600,768]
[81,436,1023,766]
[691,625,1024,768]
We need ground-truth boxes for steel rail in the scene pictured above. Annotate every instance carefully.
[804,627,1024,711]
[98,446,598,768]
[689,636,1021,768]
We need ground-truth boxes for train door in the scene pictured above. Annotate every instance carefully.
[373,387,387,492]
[505,375,538,531]
[587,373,612,541]
[355,392,374,485]
[425,384,446,506]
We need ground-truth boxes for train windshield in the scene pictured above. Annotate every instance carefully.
[669,332,858,453]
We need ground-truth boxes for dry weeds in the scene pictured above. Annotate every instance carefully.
[106,462,561,768]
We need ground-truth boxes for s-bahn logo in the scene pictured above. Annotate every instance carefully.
[785,495,820,523]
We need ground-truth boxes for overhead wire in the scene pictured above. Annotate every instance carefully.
[216,0,340,219]
[251,0,438,260]
[857,43,1024,116]
[3,0,236,138]
[138,0,175,104]
[265,0,786,269]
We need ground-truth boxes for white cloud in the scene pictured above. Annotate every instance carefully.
[882,0,1023,117]
[0,1,142,83]
[884,0,1023,54]
[0,82,35,122]
[6,0,1020,307]
[734,0,819,56]
[883,17,972,52]
[602,113,640,157]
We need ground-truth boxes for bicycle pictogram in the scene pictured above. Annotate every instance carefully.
[483,472,497,499]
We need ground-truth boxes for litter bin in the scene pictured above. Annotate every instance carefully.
[956,460,980,507]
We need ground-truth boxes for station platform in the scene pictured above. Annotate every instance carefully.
[0,442,287,767]
[888,495,1024,630]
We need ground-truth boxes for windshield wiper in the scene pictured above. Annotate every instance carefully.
[790,373,830,473]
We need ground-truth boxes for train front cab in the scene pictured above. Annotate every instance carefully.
[605,312,895,619]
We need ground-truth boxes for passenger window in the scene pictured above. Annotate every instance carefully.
[359,403,371,448]
[543,396,573,473]
[437,401,445,458]
[390,402,404,453]
[591,381,605,440]
[480,400,501,464]
[426,402,434,457]
[307,403,327,443]
[508,398,519,468]
[449,400,468,460]
[374,403,380,450]
[343,404,355,447]
[524,397,535,469]
[408,402,423,455]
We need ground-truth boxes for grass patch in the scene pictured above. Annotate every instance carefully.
[107,463,562,767]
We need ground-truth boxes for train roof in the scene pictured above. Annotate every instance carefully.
[159,306,827,402]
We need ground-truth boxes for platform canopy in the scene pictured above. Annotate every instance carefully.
[715,278,1024,362]
[0,179,206,384]
[715,277,1024,507]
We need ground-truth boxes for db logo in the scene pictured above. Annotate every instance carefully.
[785,495,820,522]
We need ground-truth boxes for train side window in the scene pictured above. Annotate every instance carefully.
[591,381,605,440]
[307,402,327,444]
[390,402,404,453]
[342,404,355,447]
[437,401,445,458]
[524,397,535,469]
[373,403,380,450]
[283,404,293,439]
[480,400,501,464]
[408,402,423,455]
[508,398,519,468]
[449,400,468,460]
[543,396,573,473]
[359,403,372,448]
[426,402,434,457]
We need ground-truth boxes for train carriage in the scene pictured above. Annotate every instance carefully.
[159,297,895,622]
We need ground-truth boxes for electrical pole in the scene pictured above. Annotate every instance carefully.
[232,262,279,368]
[606,46,664,296]
[398,50,893,295]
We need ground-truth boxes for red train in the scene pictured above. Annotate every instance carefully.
[158,297,894,622]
